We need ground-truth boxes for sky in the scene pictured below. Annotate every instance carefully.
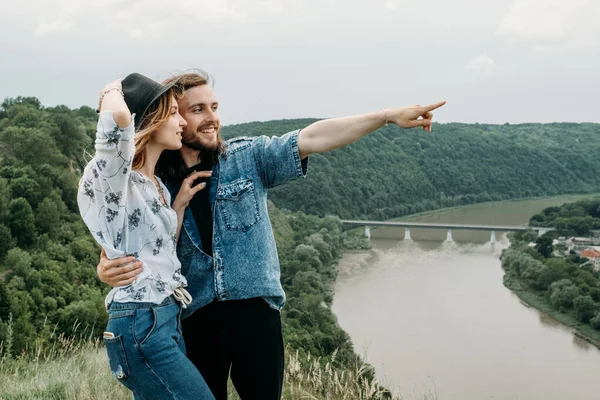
[1,0,599,125]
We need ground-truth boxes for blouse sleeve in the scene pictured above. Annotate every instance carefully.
[77,111,135,257]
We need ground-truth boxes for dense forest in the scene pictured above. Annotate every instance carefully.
[1,96,600,365]
[222,119,600,219]
[529,198,600,235]
[501,199,600,342]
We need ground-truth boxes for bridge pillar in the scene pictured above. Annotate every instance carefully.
[537,228,552,237]
[364,226,371,239]
[404,227,412,240]
[446,229,453,242]
[490,230,496,244]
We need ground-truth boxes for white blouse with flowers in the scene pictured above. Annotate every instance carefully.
[77,111,187,307]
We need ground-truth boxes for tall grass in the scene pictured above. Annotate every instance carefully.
[0,319,427,400]
[0,337,129,400]
[280,349,401,400]
[0,315,129,400]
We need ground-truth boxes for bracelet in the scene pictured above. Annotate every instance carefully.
[382,109,389,126]
[98,87,124,111]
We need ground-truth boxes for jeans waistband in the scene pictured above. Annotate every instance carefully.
[108,295,178,311]
[108,287,192,311]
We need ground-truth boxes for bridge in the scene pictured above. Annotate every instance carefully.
[340,220,553,243]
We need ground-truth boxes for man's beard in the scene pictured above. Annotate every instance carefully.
[182,129,224,163]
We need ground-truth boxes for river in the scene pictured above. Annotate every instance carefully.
[332,196,600,400]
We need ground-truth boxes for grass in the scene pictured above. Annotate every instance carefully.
[0,337,129,400]
[0,332,414,400]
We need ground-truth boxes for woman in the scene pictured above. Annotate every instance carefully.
[77,73,215,399]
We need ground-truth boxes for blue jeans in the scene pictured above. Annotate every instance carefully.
[104,296,215,400]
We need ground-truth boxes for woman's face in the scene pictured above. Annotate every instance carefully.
[151,95,187,150]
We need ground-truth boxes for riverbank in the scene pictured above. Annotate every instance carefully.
[503,271,600,349]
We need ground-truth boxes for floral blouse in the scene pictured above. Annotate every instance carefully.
[77,111,187,307]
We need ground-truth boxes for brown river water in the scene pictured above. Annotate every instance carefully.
[332,196,600,400]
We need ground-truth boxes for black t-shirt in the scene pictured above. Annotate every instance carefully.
[185,159,214,257]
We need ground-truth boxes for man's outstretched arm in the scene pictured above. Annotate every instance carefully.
[297,101,446,159]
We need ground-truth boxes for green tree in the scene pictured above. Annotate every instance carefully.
[8,198,36,247]
[520,230,539,243]
[50,112,89,160]
[0,224,15,262]
[591,313,600,330]
[0,281,11,321]
[9,175,42,208]
[573,295,597,323]
[1,96,42,111]
[535,235,554,258]
[4,247,32,278]
[294,244,322,269]
[0,126,66,167]
[550,280,580,310]
[521,259,546,288]
[57,299,105,337]
[536,265,570,290]
[289,270,325,298]
[0,177,10,223]
[35,191,68,237]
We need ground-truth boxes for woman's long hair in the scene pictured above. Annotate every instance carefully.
[132,86,182,171]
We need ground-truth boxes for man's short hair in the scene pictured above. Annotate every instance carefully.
[163,70,213,91]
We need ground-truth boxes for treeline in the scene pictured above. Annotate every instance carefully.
[529,198,600,235]
[222,120,600,219]
[501,202,600,336]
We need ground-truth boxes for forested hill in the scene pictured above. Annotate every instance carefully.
[1,96,600,353]
[222,120,600,220]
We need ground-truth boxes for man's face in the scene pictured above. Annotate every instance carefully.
[177,84,221,151]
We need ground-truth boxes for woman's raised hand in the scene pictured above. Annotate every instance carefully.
[98,78,131,127]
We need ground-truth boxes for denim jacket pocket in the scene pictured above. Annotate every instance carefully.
[104,335,131,382]
[216,178,261,232]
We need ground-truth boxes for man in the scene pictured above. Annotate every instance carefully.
[97,70,445,399]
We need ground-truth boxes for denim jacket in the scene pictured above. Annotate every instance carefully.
[165,130,308,317]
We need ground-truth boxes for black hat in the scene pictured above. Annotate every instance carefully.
[122,73,179,129]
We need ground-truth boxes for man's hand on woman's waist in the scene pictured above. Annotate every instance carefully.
[97,248,143,287]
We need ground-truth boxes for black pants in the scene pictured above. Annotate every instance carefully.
[182,298,284,400]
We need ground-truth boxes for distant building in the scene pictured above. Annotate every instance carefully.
[579,248,600,271]
[573,237,593,246]
[580,248,600,258]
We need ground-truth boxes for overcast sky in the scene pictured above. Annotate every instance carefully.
[1,0,599,125]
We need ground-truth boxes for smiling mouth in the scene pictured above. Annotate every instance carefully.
[199,126,217,134]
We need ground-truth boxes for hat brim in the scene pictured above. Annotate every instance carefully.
[136,78,182,129]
